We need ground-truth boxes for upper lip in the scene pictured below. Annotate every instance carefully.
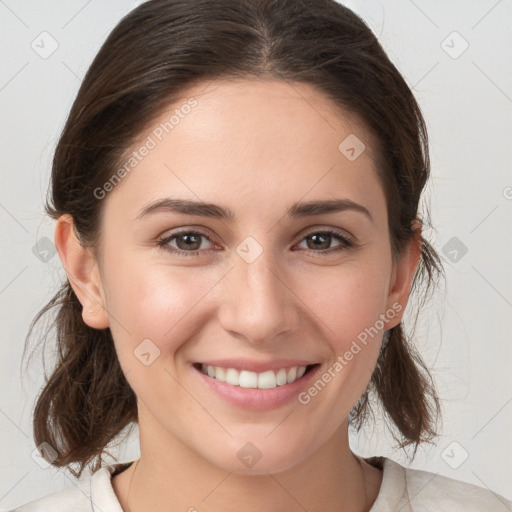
[194,359,318,373]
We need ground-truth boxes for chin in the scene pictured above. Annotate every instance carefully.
[202,434,311,476]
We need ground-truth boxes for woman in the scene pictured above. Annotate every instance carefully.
[14,0,511,510]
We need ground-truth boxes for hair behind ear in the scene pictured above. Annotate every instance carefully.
[27,282,137,478]
[350,324,441,458]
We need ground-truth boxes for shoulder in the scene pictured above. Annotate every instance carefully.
[10,463,130,512]
[400,463,512,511]
[368,456,512,511]
[10,475,92,512]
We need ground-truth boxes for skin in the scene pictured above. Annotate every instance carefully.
[55,78,421,512]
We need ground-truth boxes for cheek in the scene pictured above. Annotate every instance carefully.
[102,261,214,410]
[103,257,220,359]
[294,259,391,348]
[103,232,392,362]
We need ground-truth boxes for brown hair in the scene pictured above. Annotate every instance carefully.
[24,0,443,478]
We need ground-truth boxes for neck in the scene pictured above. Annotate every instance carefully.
[113,413,380,512]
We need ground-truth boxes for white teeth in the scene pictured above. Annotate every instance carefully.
[276,368,288,385]
[214,367,226,382]
[200,364,309,389]
[239,370,257,388]
[225,368,239,386]
[258,370,277,389]
[287,366,297,383]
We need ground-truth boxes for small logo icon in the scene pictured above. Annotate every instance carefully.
[338,134,366,161]
[32,236,57,262]
[237,442,263,468]
[441,441,469,469]
[134,338,161,366]
[442,236,468,263]
[31,442,58,469]
[236,236,263,263]
[441,31,469,59]
[31,31,59,59]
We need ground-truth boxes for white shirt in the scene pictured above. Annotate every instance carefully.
[10,456,512,511]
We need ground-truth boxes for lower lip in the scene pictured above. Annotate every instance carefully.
[191,363,321,411]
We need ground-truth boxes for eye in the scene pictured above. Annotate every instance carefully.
[294,229,355,256]
[156,230,216,257]
[156,228,355,257]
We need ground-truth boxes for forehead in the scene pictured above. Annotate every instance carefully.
[104,78,384,224]
[167,77,376,155]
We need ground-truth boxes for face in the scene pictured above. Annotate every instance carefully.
[63,78,417,475]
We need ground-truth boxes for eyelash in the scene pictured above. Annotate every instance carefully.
[156,228,355,258]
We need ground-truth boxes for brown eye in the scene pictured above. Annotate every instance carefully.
[157,230,214,256]
[305,233,334,250]
[174,233,204,251]
[296,229,354,256]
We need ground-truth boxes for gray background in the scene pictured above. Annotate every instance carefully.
[1,0,511,508]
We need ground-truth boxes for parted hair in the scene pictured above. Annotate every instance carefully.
[24,0,443,478]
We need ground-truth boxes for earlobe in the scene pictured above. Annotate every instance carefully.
[384,221,422,330]
[54,214,110,329]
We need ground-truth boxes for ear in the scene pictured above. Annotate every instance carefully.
[384,220,422,330]
[54,214,110,329]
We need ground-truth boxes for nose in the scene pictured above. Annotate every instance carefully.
[218,249,299,345]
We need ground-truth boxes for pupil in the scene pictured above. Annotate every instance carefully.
[180,234,200,250]
[309,233,329,250]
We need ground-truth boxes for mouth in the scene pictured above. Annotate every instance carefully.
[192,362,320,389]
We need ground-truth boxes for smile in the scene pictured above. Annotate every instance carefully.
[192,361,322,411]
[195,363,316,389]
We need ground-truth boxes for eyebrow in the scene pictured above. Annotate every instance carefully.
[136,197,373,223]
